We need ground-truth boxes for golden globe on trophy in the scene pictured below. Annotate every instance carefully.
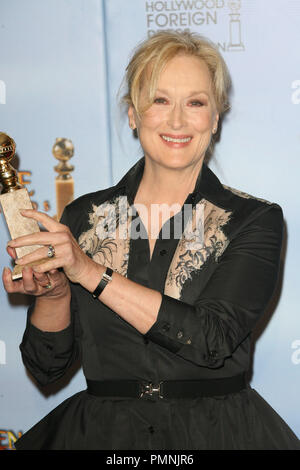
[0,132,46,279]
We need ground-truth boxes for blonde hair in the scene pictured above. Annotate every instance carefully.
[122,30,231,117]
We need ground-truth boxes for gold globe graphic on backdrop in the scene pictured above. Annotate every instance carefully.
[52,137,74,162]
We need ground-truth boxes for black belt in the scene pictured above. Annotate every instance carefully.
[86,373,247,400]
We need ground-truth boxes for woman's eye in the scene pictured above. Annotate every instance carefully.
[189,100,204,107]
[154,97,167,104]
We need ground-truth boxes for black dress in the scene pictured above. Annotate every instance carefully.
[15,158,299,450]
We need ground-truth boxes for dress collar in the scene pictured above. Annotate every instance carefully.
[113,156,227,208]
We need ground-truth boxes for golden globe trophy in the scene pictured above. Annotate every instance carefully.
[0,132,46,279]
[52,138,74,221]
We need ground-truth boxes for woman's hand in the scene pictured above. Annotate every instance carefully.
[2,242,71,299]
[3,266,70,300]
[4,209,94,286]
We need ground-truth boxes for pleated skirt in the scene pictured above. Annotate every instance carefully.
[15,386,299,450]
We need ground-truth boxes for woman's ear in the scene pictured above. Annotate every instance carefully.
[212,112,219,134]
[128,106,137,130]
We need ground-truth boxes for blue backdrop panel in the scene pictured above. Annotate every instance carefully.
[104,0,300,435]
[0,0,299,447]
[0,0,110,439]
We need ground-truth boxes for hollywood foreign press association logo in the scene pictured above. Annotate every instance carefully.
[145,0,245,52]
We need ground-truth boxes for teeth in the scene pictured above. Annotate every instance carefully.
[162,135,191,143]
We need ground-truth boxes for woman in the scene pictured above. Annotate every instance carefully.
[3,31,299,450]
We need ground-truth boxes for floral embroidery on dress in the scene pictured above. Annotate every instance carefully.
[164,200,232,300]
[78,194,232,300]
[78,195,131,277]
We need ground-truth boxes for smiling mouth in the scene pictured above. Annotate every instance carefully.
[161,135,192,143]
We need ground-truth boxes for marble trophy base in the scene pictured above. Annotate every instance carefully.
[0,188,48,279]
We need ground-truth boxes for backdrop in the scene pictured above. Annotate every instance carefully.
[0,0,299,449]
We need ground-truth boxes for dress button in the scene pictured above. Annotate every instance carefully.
[159,249,167,256]
[186,339,192,345]
[161,322,170,332]
[209,350,218,358]
[177,330,184,339]
[148,426,155,434]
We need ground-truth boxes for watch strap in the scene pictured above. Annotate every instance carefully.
[92,267,113,299]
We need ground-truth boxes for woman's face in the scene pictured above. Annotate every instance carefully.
[128,54,219,172]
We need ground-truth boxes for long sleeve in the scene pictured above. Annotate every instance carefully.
[18,207,81,386]
[19,288,81,386]
[145,204,284,368]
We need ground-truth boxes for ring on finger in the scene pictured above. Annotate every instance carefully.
[45,273,52,289]
[47,245,55,259]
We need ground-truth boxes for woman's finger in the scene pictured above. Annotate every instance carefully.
[7,230,70,250]
[32,270,51,286]
[15,244,67,276]
[15,245,52,266]
[30,257,65,275]
[6,245,17,259]
[48,269,60,277]
[19,209,65,232]
[5,208,70,249]
[2,264,65,297]
[22,267,40,294]
[2,267,25,294]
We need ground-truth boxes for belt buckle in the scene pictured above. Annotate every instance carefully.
[140,381,163,399]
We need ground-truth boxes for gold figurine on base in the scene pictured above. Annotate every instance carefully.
[0,132,45,279]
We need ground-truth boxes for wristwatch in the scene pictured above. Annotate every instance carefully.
[92,267,113,299]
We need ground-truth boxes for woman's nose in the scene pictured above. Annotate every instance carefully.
[167,104,186,129]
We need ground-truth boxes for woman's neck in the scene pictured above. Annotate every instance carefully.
[135,157,204,205]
